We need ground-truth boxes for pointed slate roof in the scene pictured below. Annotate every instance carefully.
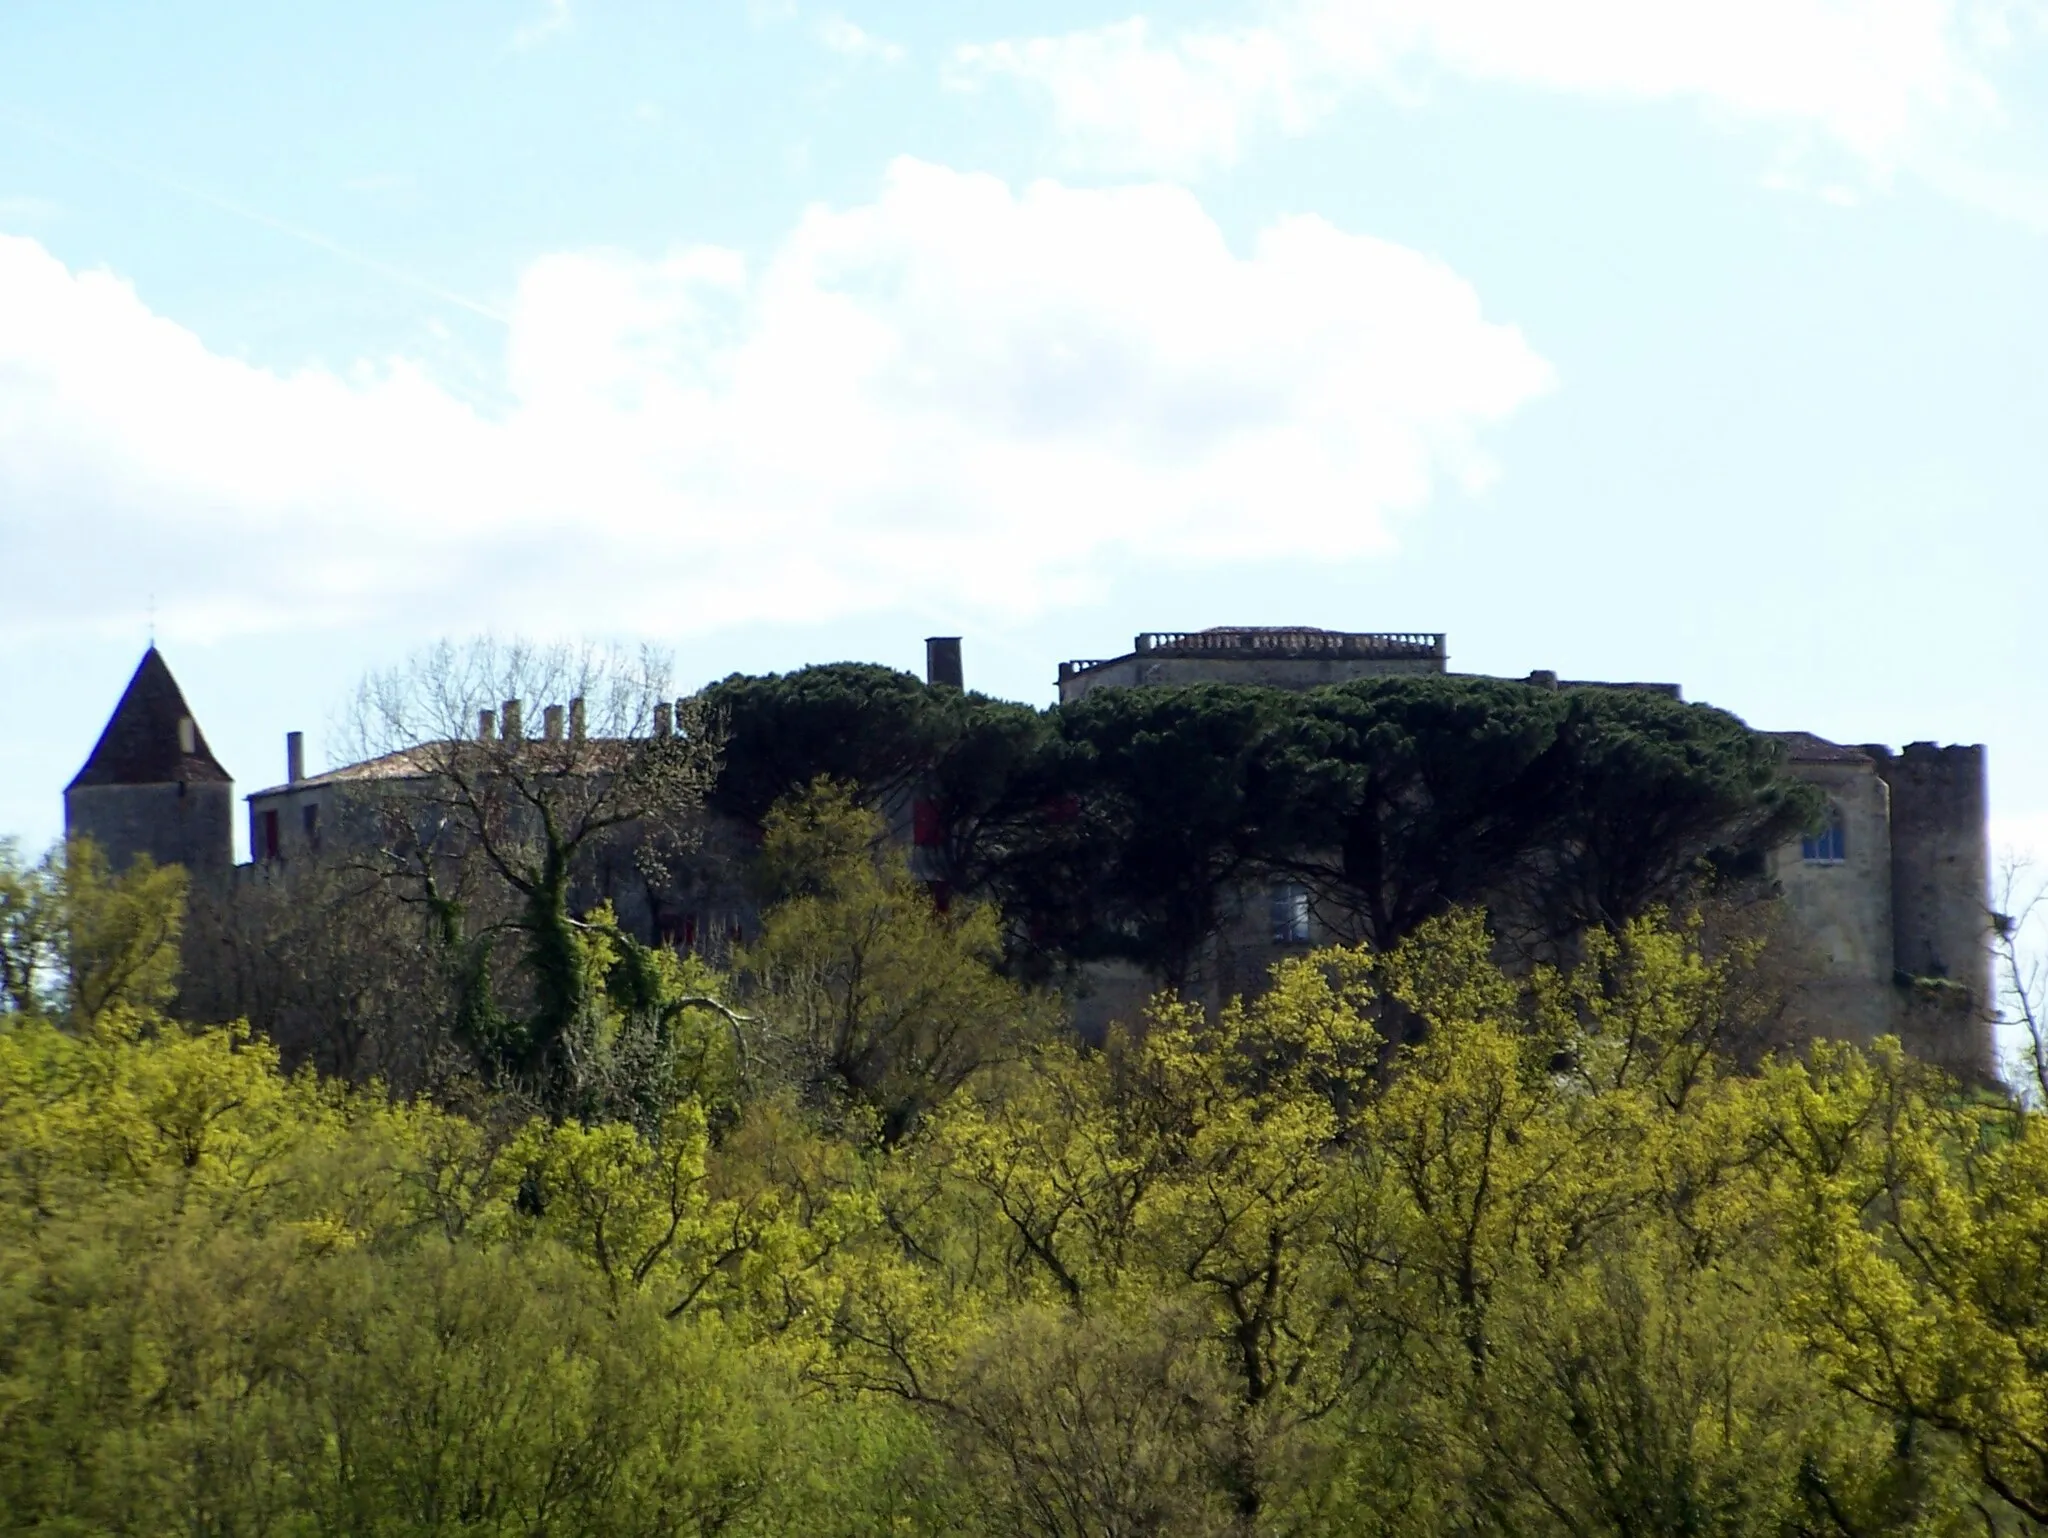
[67,648,232,790]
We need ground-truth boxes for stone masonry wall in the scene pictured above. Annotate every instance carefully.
[1058,653,1444,702]
[1769,759,1896,1046]
[1871,742,1996,1079]
[65,781,234,876]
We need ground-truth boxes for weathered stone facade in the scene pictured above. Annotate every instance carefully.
[1761,739,1995,1080]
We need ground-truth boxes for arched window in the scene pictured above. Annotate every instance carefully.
[1802,805,1847,864]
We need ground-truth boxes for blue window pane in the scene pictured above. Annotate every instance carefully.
[1802,813,1846,864]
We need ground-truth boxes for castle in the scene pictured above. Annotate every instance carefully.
[66,631,1999,1080]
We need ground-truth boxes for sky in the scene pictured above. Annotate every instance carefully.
[3,2,2047,900]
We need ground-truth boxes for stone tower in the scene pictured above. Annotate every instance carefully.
[65,648,233,875]
[1866,742,1996,1079]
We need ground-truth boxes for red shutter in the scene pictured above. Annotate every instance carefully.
[912,798,942,847]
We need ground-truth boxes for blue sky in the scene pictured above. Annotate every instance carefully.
[4,0,2047,900]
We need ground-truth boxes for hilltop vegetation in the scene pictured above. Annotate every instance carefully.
[707,666,1820,980]
[5,799,2048,1536]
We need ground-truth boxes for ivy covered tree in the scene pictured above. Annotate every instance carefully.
[343,637,721,1113]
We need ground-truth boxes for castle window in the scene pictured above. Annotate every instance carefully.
[302,802,320,847]
[1802,807,1847,865]
[1270,883,1311,944]
[261,809,281,862]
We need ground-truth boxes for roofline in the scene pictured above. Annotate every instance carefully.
[245,734,649,800]
[1059,629,1448,681]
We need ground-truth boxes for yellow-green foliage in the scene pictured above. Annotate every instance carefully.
[2,901,2043,1535]
[0,836,186,1026]
[0,1013,932,1536]
[741,780,1053,1146]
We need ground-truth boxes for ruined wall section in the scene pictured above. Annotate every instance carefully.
[1869,742,1995,1080]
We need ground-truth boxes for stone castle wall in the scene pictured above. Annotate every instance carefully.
[65,781,234,876]
[1870,743,1996,1077]
[1768,758,1898,1046]
[1059,653,1444,701]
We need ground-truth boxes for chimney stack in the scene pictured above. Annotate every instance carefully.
[568,697,586,743]
[544,704,565,742]
[287,731,305,784]
[501,699,522,741]
[925,636,964,690]
[478,708,495,741]
[653,702,673,739]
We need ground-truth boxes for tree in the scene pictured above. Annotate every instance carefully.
[1530,687,1819,937]
[0,836,186,1026]
[344,637,720,1111]
[1263,677,1577,951]
[0,837,56,1016]
[705,663,964,825]
[695,669,1820,992]
[2,890,2031,1534]
[1264,679,1821,958]
[1995,855,2046,1103]
[1767,1040,2048,1527]
[742,781,1049,1146]
[918,946,1387,1523]
[942,1304,1236,1538]
[1012,684,1292,985]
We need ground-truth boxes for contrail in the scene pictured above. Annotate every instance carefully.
[2,107,510,325]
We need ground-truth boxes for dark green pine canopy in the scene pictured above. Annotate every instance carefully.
[67,647,231,790]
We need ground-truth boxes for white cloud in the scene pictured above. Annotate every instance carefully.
[954,18,1313,179]
[0,161,1552,644]
[816,15,906,65]
[952,0,2005,179]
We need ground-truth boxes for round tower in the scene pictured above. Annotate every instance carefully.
[64,648,234,876]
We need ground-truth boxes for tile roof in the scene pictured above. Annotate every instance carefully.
[67,648,231,790]
[246,739,643,799]
[1769,730,1875,765]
